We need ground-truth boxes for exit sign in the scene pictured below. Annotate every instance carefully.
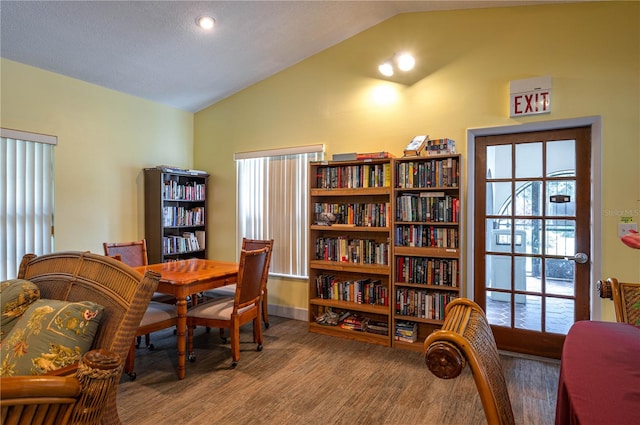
[510,76,551,117]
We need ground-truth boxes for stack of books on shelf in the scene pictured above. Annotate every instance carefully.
[395,321,418,342]
[426,138,456,156]
[341,314,368,332]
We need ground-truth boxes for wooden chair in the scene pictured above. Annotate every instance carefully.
[103,240,177,380]
[202,238,273,329]
[597,277,640,326]
[103,239,175,305]
[5,251,160,425]
[1,349,122,425]
[187,247,270,368]
[423,298,515,425]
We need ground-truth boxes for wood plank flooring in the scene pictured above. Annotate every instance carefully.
[117,317,560,425]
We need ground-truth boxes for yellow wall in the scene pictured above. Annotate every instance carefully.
[194,2,639,320]
[1,2,638,321]
[1,59,193,254]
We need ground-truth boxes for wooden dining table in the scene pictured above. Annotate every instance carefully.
[134,258,239,380]
[555,320,640,425]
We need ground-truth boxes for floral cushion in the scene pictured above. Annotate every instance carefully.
[0,279,40,342]
[0,299,103,376]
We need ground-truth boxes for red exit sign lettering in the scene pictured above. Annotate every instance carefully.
[509,76,552,117]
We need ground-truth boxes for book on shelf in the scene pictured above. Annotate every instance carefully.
[195,230,206,249]
[403,135,429,157]
[356,151,395,160]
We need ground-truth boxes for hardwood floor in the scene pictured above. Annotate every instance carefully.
[117,316,560,424]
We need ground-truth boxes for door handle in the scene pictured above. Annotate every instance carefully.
[564,252,588,264]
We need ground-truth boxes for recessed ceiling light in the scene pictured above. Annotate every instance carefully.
[196,16,215,30]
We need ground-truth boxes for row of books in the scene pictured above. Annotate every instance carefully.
[162,206,205,227]
[395,290,458,320]
[316,163,391,189]
[313,202,391,228]
[396,257,459,287]
[394,224,459,249]
[315,274,389,306]
[395,193,460,223]
[396,157,459,188]
[163,179,206,201]
[314,309,390,336]
[315,237,389,265]
[162,231,205,255]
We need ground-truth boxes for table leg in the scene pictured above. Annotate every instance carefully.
[175,296,188,380]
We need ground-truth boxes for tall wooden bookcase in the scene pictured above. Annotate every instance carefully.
[144,167,209,264]
[308,159,393,346]
[392,154,462,351]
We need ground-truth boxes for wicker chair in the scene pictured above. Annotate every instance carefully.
[597,277,640,326]
[423,298,515,425]
[2,251,160,425]
[1,349,122,425]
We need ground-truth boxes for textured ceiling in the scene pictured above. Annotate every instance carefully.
[1,1,573,112]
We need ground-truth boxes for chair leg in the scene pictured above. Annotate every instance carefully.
[262,289,269,329]
[254,316,263,351]
[125,339,137,381]
[188,320,196,362]
[231,321,240,368]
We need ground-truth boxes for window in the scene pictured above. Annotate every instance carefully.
[235,144,323,278]
[1,129,56,280]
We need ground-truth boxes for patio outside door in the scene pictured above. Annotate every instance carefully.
[474,126,591,359]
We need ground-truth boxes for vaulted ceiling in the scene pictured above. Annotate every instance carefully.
[1,1,572,112]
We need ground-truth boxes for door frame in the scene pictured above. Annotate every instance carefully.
[465,116,603,320]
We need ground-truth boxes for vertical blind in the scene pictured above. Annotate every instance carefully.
[236,145,323,278]
[1,129,55,280]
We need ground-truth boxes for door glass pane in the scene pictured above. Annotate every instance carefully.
[491,182,512,215]
[515,294,541,331]
[515,181,542,216]
[487,223,512,252]
[546,297,574,334]
[546,180,575,216]
[516,142,542,178]
[547,140,575,177]
[515,219,542,255]
[545,219,575,256]
[487,254,511,291]
[545,258,575,296]
[486,290,511,327]
[486,145,512,178]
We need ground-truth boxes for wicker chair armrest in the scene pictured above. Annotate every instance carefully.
[425,339,466,379]
[597,279,613,299]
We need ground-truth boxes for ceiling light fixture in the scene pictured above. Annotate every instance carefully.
[378,52,415,77]
[196,16,215,30]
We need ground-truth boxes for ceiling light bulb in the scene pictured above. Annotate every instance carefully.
[378,62,394,77]
[396,53,415,72]
[196,16,215,30]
